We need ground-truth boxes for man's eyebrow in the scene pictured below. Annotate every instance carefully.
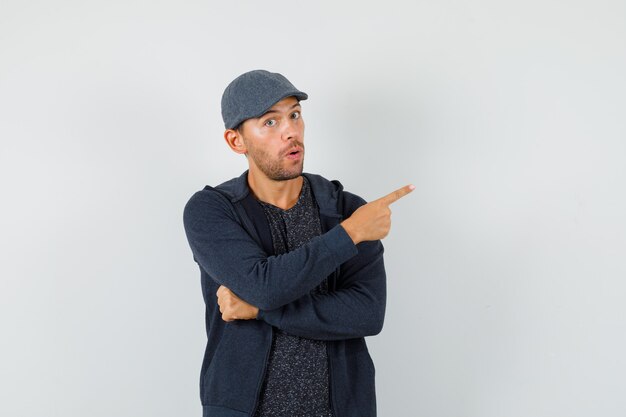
[261,102,301,116]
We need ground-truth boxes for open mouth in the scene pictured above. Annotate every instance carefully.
[286,149,302,159]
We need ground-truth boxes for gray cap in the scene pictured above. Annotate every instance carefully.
[221,69,308,129]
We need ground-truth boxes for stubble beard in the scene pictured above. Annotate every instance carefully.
[246,141,305,181]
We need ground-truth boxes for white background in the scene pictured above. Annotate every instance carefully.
[1,1,625,416]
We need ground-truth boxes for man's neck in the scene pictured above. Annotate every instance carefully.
[247,168,303,210]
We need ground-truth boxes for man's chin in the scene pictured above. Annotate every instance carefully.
[276,173,302,181]
[271,167,303,182]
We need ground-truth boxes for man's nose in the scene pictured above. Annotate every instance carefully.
[281,119,299,141]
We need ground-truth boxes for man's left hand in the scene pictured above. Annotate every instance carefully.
[216,285,259,322]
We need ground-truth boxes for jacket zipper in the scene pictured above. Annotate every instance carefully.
[328,343,338,417]
[328,268,339,417]
[251,326,273,416]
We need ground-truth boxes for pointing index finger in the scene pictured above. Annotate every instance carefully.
[379,184,415,206]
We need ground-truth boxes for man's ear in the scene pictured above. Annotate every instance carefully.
[224,128,247,155]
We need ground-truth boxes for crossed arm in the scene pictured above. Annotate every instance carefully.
[183,190,359,311]
[183,189,387,341]
[217,238,386,341]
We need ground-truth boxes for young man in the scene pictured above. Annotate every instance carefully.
[183,70,413,417]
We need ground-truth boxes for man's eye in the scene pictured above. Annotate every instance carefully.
[265,119,276,127]
[291,111,300,119]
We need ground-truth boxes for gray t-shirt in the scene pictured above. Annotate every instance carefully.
[253,176,333,417]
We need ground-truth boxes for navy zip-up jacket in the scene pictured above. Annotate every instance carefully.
[182,170,387,417]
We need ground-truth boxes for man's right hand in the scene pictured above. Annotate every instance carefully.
[340,184,415,245]
[216,285,259,322]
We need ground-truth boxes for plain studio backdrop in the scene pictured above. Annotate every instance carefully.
[1,1,625,416]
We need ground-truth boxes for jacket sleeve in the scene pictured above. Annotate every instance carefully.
[255,191,387,340]
[256,238,386,341]
[183,190,358,311]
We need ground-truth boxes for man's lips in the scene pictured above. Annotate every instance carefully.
[285,147,303,159]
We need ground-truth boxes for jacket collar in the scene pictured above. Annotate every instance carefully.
[207,170,344,218]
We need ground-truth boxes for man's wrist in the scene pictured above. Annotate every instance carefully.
[340,219,360,245]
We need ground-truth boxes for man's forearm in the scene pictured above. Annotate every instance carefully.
[256,239,387,341]
[184,192,358,310]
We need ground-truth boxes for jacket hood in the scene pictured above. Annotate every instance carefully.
[204,170,345,217]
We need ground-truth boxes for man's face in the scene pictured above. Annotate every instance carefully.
[238,96,305,181]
